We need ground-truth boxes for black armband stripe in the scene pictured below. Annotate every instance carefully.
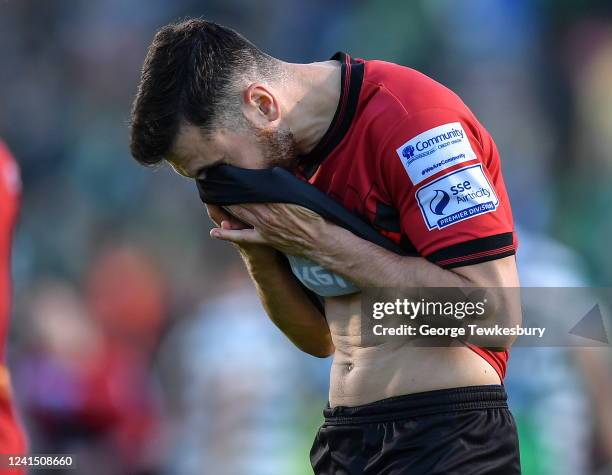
[426,232,515,268]
[437,247,516,268]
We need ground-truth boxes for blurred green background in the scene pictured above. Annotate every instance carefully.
[1,1,612,474]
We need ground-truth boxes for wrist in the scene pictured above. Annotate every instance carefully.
[302,221,345,269]
[240,246,290,285]
[237,242,279,266]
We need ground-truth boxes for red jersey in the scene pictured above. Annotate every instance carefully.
[297,53,517,379]
[0,140,27,468]
[0,141,20,359]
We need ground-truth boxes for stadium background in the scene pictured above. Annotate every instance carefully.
[2,0,612,474]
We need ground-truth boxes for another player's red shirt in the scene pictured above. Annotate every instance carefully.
[0,140,27,470]
[296,53,517,379]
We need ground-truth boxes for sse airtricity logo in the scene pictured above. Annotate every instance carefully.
[402,145,415,159]
[429,189,450,215]
[416,164,499,230]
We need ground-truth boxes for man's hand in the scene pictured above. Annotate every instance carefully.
[207,204,334,358]
[206,204,276,260]
[210,203,332,258]
[206,203,248,230]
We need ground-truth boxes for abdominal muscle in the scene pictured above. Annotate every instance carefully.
[325,293,501,408]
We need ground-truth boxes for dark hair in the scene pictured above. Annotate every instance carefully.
[129,18,275,166]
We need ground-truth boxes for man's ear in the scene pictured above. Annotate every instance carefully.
[242,83,280,126]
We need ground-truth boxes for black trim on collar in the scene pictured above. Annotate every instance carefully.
[298,52,364,179]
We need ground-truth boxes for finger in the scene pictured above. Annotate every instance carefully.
[207,204,250,229]
[245,204,278,226]
[206,204,232,225]
[221,219,245,230]
[210,227,265,245]
[284,203,321,219]
[265,202,320,220]
[227,205,260,225]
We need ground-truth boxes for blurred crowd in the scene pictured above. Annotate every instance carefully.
[1,0,612,474]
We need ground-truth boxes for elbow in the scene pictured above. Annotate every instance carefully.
[474,294,523,350]
[310,347,334,358]
[301,340,335,358]
[479,335,517,352]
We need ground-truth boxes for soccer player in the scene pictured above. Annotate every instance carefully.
[130,19,521,474]
[0,140,27,473]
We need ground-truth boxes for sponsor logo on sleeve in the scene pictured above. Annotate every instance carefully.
[396,122,476,184]
[415,164,498,230]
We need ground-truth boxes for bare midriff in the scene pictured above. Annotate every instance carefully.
[325,293,501,408]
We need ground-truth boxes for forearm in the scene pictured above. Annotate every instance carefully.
[306,226,520,349]
[307,226,471,288]
[210,204,519,349]
[239,247,334,357]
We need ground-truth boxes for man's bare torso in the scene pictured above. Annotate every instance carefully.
[325,293,501,408]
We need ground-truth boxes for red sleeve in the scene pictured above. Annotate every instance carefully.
[380,107,517,268]
[0,140,21,362]
[0,140,20,228]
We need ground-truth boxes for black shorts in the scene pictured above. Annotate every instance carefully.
[310,385,520,475]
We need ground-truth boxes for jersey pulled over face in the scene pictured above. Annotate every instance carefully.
[294,53,517,379]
